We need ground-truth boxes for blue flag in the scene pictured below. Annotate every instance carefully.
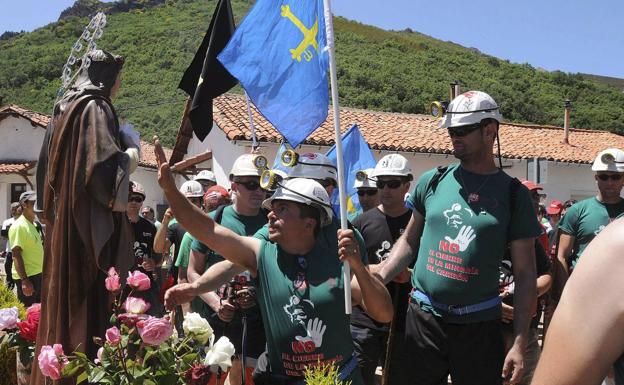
[217,0,329,148]
[326,125,376,217]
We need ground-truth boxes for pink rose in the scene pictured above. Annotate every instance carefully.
[126,271,151,291]
[137,316,173,346]
[124,297,150,314]
[105,326,121,346]
[38,344,67,380]
[105,267,121,292]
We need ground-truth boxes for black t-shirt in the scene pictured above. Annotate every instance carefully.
[499,240,551,329]
[131,216,158,275]
[166,220,187,260]
[351,207,413,332]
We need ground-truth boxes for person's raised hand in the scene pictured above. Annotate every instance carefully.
[154,136,176,192]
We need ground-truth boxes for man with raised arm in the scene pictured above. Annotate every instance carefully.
[155,142,392,385]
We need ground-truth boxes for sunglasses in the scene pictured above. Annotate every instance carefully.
[376,180,403,189]
[129,196,144,203]
[235,180,262,191]
[597,174,624,181]
[447,123,483,138]
[357,189,378,197]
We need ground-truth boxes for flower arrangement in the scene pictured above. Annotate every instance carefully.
[36,268,235,385]
[0,303,41,365]
[304,361,353,385]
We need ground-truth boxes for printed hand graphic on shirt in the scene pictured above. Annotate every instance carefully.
[444,225,476,252]
[283,295,315,326]
[295,317,326,349]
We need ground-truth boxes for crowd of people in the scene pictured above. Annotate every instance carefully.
[3,49,624,385]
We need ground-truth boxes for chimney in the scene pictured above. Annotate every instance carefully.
[450,81,460,100]
[563,99,572,144]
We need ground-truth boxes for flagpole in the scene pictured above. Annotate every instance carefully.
[244,91,259,150]
[323,0,351,314]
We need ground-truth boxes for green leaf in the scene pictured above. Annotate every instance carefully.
[88,366,108,383]
[61,359,82,377]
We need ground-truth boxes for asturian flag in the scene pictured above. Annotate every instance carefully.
[218,0,329,148]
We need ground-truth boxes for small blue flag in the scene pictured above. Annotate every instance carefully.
[326,124,376,217]
[217,0,328,148]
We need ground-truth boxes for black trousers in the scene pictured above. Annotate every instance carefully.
[16,273,42,307]
[403,301,504,385]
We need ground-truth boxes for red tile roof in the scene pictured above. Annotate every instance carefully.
[0,161,36,175]
[213,93,624,164]
[0,104,171,169]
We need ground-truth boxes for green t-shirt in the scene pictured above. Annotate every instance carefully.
[407,164,541,323]
[558,197,624,267]
[8,215,44,280]
[174,232,194,268]
[255,239,363,384]
[190,206,267,265]
[253,217,369,265]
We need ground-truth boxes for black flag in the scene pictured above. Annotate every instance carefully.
[179,0,237,141]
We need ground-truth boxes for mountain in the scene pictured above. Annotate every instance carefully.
[1,0,624,147]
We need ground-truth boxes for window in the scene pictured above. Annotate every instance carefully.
[10,183,27,205]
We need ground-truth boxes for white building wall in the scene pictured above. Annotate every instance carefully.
[131,167,166,215]
[0,116,46,161]
[539,162,597,202]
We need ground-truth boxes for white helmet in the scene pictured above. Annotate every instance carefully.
[130,181,146,198]
[288,152,337,185]
[439,91,503,128]
[354,168,377,189]
[179,180,204,198]
[262,178,333,227]
[194,170,216,183]
[371,154,413,180]
[592,148,624,172]
[229,154,266,181]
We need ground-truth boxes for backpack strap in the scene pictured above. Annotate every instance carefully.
[430,166,448,193]
[507,178,521,239]
[213,204,227,225]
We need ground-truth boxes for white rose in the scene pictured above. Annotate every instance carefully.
[182,312,213,345]
[0,307,19,330]
[204,336,235,372]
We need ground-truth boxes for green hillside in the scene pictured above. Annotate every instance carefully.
[1,0,624,147]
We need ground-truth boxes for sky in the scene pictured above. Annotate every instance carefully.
[1,0,623,78]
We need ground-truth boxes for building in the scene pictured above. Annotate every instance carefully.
[0,104,172,221]
[183,93,624,204]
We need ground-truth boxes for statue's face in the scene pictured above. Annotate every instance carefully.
[110,72,122,100]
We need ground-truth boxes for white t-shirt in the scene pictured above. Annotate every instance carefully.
[1,217,16,253]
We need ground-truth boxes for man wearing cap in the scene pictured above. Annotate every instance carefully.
[546,200,563,250]
[1,202,22,289]
[156,138,392,385]
[350,154,414,385]
[9,191,44,306]
[127,181,162,315]
[354,168,379,214]
[376,91,540,384]
[187,154,269,385]
[194,170,217,193]
[203,185,231,213]
[555,148,624,292]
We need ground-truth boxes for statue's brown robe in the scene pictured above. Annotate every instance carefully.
[32,93,134,385]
